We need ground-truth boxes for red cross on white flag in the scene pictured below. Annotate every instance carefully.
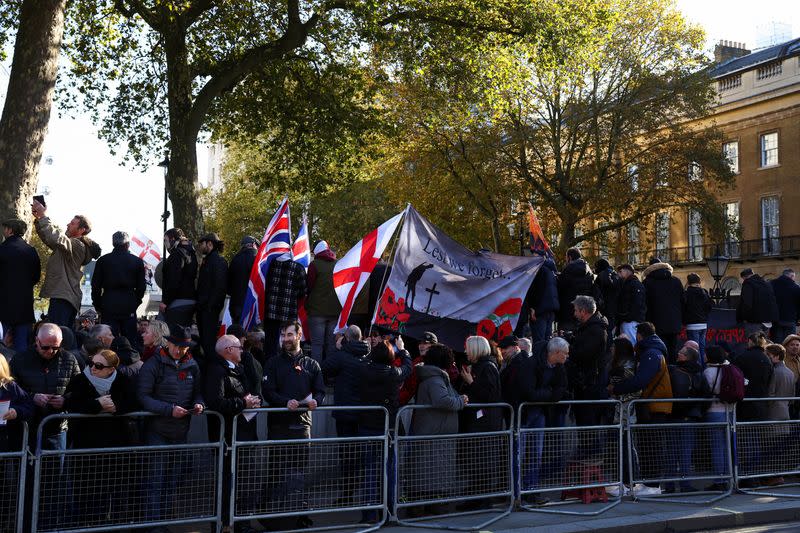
[130,230,163,267]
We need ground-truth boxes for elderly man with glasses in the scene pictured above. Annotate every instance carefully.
[9,322,80,451]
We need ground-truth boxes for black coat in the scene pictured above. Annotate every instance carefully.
[263,350,325,428]
[567,312,609,399]
[733,346,774,421]
[529,259,560,315]
[770,275,800,325]
[0,235,40,325]
[594,267,621,323]
[227,247,257,322]
[162,241,198,305]
[460,356,503,432]
[668,360,710,420]
[359,350,412,431]
[737,274,779,324]
[501,343,568,408]
[643,264,683,334]
[557,259,595,324]
[91,246,146,319]
[197,249,228,313]
[617,275,646,324]
[321,340,370,421]
[682,286,713,325]
[204,354,258,443]
[64,371,135,448]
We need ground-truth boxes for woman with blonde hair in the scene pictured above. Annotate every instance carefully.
[459,335,503,432]
[141,319,169,361]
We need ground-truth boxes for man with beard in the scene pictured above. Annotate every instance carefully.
[262,320,324,528]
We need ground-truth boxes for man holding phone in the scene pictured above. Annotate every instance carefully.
[31,198,99,329]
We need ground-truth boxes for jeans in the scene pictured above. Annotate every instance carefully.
[705,411,730,484]
[529,313,554,343]
[520,411,545,491]
[37,431,68,529]
[144,431,188,523]
[667,423,696,490]
[358,426,392,522]
[2,322,32,352]
[685,328,707,367]
[308,315,337,363]
[47,298,77,330]
[619,321,638,344]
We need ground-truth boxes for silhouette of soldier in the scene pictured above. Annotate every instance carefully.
[404,263,434,310]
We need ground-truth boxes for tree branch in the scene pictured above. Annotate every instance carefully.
[114,0,160,28]
[379,9,524,36]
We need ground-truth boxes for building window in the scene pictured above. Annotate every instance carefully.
[627,224,639,266]
[756,61,782,80]
[628,164,638,191]
[760,132,779,167]
[718,74,742,91]
[761,196,780,254]
[723,141,739,174]
[724,201,740,258]
[688,162,702,181]
[655,212,670,262]
[688,209,703,261]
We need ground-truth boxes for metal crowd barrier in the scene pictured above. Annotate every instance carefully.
[393,403,514,531]
[734,397,800,498]
[518,400,623,515]
[229,406,389,533]
[30,411,225,533]
[0,421,27,533]
[627,399,733,504]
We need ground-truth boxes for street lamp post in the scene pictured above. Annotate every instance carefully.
[506,212,526,256]
[158,156,170,235]
[706,247,730,306]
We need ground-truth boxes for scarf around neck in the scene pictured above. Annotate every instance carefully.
[83,366,117,396]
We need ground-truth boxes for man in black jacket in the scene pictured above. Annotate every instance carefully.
[518,257,559,342]
[321,325,370,438]
[594,259,620,347]
[557,248,596,332]
[682,273,713,366]
[616,264,646,342]
[196,233,228,367]
[160,228,198,327]
[770,269,800,343]
[642,260,684,362]
[228,236,258,325]
[91,231,146,346]
[0,219,40,352]
[262,320,324,523]
[206,334,260,533]
[738,268,779,338]
[567,295,608,426]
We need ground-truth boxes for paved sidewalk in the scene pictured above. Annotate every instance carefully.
[379,493,800,532]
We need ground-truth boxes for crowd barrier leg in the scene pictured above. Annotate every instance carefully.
[0,422,27,533]
[517,402,623,516]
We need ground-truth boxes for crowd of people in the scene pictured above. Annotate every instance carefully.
[1,205,800,531]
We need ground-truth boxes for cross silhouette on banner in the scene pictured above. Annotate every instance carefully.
[424,283,440,314]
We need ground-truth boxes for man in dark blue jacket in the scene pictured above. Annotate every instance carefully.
[770,269,800,343]
[0,219,40,352]
[518,256,559,342]
[320,325,369,437]
[227,236,258,325]
[262,320,324,525]
[91,231,146,347]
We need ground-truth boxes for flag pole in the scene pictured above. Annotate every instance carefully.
[368,204,410,332]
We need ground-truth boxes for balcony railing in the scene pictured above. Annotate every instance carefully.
[582,235,800,270]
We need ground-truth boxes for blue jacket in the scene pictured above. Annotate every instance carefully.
[137,350,204,441]
[321,339,369,421]
[613,335,667,395]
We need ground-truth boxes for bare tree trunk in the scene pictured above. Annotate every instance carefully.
[490,217,502,253]
[0,0,67,229]
[164,24,204,239]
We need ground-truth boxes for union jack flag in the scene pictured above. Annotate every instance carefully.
[292,217,311,270]
[240,198,292,331]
